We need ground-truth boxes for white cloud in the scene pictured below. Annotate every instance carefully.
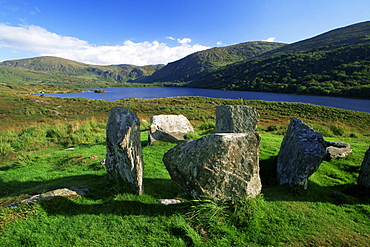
[263,37,276,42]
[166,36,175,40]
[177,38,192,45]
[0,24,211,65]
[216,41,223,46]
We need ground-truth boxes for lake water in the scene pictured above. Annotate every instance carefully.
[39,87,370,113]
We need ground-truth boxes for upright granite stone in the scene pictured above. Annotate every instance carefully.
[163,132,262,200]
[148,114,195,145]
[358,147,370,188]
[277,117,327,189]
[215,105,259,133]
[105,107,144,195]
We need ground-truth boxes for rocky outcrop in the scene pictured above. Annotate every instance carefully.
[105,107,144,195]
[358,147,370,188]
[277,117,327,189]
[325,141,353,160]
[4,187,88,208]
[215,105,259,133]
[148,115,195,145]
[163,132,262,200]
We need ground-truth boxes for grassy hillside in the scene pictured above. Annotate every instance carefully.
[0,66,115,93]
[134,41,286,84]
[0,92,369,246]
[270,21,370,53]
[1,92,370,134]
[189,21,370,99]
[0,56,164,92]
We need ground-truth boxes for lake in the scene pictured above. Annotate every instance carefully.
[38,87,370,113]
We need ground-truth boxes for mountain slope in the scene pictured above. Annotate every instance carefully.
[270,21,370,54]
[189,21,370,99]
[134,41,286,84]
[0,56,164,84]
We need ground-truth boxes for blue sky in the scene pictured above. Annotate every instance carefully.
[0,0,369,66]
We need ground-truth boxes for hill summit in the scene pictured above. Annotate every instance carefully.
[0,56,164,87]
[188,21,370,99]
[134,41,286,84]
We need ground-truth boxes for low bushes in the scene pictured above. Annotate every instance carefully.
[0,120,106,156]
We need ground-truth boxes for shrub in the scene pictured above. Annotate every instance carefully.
[0,131,16,155]
[330,125,344,136]
[0,141,14,156]
[198,121,215,131]
[10,127,48,152]
[349,132,359,138]
[266,125,278,132]
[69,120,105,145]
[264,125,286,135]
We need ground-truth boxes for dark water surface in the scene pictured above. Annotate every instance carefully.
[39,87,370,113]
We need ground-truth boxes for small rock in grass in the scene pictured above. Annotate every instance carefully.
[157,199,182,205]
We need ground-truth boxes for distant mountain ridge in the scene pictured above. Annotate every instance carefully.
[134,41,286,84]
[188,21,370,99]
[0,56,164,84]
[272,21,370,53]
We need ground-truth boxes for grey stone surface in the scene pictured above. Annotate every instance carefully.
[4,188,88,208]
[163,132,262,200]
[105,107,144,195]
[358,147,370,188]
[148,114,194,145]
[277,117,327,189]
[326,141,350,148]
[215,105,259,133]
[157,199,182,205]
[325,141,353,160]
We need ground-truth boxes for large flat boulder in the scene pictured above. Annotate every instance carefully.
[325,141,353,160]
[358,147,370,188]
[148,114,194,145]
[4,187,88,208]
[215,105,259,133]
[105,107,144,195]
[163,132,262,200]
[277,117,327,189]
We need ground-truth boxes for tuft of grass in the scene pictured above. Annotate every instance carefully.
[140,119,151,131]
[197,121,216,131]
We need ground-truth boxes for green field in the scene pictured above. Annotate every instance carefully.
[1,92,369,246]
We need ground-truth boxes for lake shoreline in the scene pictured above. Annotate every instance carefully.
[36,87,370,113]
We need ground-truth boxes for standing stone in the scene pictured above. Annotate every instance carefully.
[215,105,259,133]
[148,115,195,145]
[163,132,262,200]
[105,107,143,195]
[277,117,327,189]
[358,147,370,188]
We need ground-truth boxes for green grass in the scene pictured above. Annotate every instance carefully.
[1,95,370,246]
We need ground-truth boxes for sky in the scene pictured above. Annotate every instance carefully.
[0,0,369,66]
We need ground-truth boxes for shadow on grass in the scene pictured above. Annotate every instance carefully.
[3,155,368,216]
[1,173,185,216]
[0,173,180,199]
[259,156,370,205]
[0,163,23,171]
[38,196,188,217]
[0,174,109,199]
